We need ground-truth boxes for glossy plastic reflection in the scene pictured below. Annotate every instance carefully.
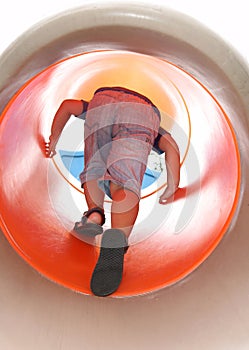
[0,51,240,297]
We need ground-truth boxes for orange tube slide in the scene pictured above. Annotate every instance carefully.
[0,50,240,297]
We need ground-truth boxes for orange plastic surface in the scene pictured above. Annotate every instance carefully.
[0,51,240,297]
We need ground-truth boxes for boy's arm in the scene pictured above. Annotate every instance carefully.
[45,99,85,157]
[157,133,180,204]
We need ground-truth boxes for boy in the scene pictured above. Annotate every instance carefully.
[45,86,180,297]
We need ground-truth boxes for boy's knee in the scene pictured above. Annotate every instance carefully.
[110,182,126,201]
[110,182,140,212]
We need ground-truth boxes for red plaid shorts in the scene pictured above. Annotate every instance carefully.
[80,87,160,198]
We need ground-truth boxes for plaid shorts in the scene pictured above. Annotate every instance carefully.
[80,87,160,199]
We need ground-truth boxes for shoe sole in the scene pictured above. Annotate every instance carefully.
[73,222,103,237]
[90,229,127,297]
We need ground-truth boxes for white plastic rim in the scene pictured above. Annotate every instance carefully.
[0,2,248,131]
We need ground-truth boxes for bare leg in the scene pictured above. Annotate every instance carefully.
[109,182,140,238]
[83,180,105,224]
[90,181,139,296]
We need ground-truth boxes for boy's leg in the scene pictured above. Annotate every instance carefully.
[83,179,105,225]
[109,182,139,238]
[81,179,139,235]
[79,96,116,227]
[90,182,138,297]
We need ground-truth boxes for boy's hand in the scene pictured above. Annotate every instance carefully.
[44,137,57,158]
[159,185,179,204]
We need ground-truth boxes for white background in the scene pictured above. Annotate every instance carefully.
[0,0,249,64]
